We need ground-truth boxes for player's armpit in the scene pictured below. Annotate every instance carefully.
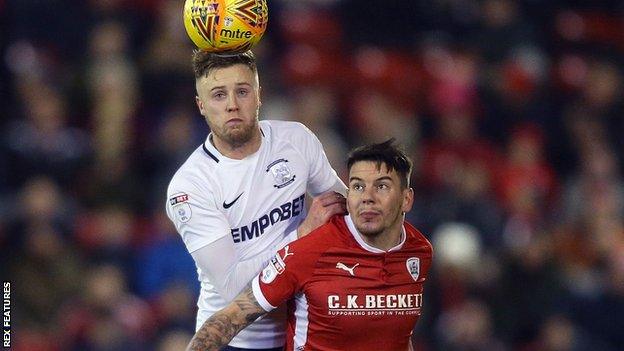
[187,285,267,351]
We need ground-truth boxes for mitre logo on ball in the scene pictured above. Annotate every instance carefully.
[183,0,268,53]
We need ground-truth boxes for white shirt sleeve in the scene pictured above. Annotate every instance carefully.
[166,185,230,253]
[298,124,347,196]
[191,236,280,301]
[166,183,291,301]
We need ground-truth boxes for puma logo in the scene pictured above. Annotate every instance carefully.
[282,245,294,260]
[336,262,359,276]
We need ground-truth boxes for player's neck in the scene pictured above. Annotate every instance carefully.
[363,222,404,251]
[211,130,262,160]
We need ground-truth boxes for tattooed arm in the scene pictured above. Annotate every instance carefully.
[186,284,267,351]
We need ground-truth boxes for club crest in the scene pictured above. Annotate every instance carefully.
[266,158,296,188]
[406,257,420,281]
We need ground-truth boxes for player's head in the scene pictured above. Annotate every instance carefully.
[192,50,258,79]
[346,139,414,239]
[192,50,261,148]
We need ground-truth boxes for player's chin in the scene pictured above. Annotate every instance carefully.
[356,222,383,237]
[225,127,254,143]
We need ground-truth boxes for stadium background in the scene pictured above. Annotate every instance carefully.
[2,0,624,350]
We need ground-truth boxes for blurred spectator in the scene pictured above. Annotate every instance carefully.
[435,298,506,351]
[155,330,193,351]
[134,212,199,299]
[425,160,503,247]
[421,111,501,193]
[496,123,556,210]
[289,85,350,178]
[140,0,195,110]
[11,220,83,327]
[86,20,139,163]
[58,264,155,350]
[524,314,608,351]
[4,81,91,189]
[140,103,203,207]
[471,0,537,63]
[151,283,197,336]
[74,203,138,275]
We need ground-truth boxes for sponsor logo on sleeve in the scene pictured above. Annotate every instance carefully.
[264,245,294,279]
[169,193,189,206]
[270,253,286,274]
[169,193,192,223]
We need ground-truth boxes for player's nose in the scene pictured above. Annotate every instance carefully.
[360,186,375,204]
[226,93,239,111]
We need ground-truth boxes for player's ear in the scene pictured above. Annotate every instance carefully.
[402,187,414,213]
[258,86,262,107]
[196,96,205,116]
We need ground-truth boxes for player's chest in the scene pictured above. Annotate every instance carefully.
[218,153,308,190]
[303,252,426,317]
[215,150,309,215]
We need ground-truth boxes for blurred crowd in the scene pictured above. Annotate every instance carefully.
[2,0,624,350]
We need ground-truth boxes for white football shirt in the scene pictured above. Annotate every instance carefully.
[166,120,343,348]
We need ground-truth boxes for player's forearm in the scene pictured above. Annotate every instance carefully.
[215,255,273,301]
[186,307,241,351]
[192,238,276,301]
[187,287,267,351]
[187,305,254,351]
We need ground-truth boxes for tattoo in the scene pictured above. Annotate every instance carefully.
[187,284,266,351]
[236,287,266,323]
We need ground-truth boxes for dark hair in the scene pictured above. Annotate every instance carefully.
[347,138,413,188]
[192,50,257,79]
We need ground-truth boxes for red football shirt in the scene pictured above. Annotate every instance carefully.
[252,215,433,351]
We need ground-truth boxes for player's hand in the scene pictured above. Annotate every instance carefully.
[297,191,347,238]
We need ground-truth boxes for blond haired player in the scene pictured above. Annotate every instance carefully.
[167,50,346,351]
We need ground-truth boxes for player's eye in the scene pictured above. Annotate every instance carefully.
[377,183,389,191]
[213,91,226,99]
[237,88,249,97]
[351,183,364,192]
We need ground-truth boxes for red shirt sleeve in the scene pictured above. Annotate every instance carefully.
[252,242,312,311]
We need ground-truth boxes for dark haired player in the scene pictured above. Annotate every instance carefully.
[187,139,433,351]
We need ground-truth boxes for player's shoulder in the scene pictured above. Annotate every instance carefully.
[289,215,348,253]
[404,221,433,255]
[261,120,316,141]
[167,145,215,196]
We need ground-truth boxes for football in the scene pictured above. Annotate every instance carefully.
[183,0,268,53]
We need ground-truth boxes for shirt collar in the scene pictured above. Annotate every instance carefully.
[344,214,406,253]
